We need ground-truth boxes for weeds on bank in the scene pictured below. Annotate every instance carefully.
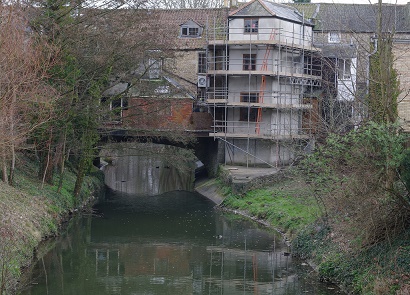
[295,123,410,293]
[292,214,410,294]
[0,154,103,295]
[219,177,323,236]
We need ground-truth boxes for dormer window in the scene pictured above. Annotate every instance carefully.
[182,27,198,37]
[328,32,341,43]
[244,18,258,33]
[148,58,162,79]
[180,20,202,38]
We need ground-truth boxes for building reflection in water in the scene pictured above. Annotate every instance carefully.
[22,192,339,295]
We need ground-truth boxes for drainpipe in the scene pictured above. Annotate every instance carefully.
[365,36,378,121]
[367,36,378,94]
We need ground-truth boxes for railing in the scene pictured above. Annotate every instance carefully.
[206,89,312,106]
[211,119,312,139]
[207,25,316,49]
[206,56,322,79]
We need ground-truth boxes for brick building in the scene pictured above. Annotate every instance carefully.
[292,3,410,132]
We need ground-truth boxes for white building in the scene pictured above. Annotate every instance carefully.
[206,0,321,167]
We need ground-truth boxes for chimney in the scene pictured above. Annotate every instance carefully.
[224,0,238,8]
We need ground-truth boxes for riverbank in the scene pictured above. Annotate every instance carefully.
[196,165,410,294]
[0,154,103,294]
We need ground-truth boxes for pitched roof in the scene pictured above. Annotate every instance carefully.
[289,3,319,20]
[80,7,229,52]
[152,8,229,50]
[230,0,310,25]
[290,3,410,33]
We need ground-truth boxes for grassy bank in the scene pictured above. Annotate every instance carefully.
[293,224,410,294]
[219,174,323,238]
[217,168,410,294]
[0,154,103,294]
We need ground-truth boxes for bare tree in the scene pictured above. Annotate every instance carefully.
[298,0,410,251]
[27,0,199,194]
[146,0,225,9]
[0,5,57,185]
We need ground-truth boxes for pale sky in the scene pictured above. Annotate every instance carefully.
[309,0,409,4]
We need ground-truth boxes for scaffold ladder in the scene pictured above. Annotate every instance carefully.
[256,29,276,134]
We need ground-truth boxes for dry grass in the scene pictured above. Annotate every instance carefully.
[0,182,54,293]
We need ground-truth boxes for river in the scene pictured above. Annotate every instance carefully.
[20,189,342,295]
[20,143,342,294]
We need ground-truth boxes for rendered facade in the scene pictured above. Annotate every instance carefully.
[206,0,321,166]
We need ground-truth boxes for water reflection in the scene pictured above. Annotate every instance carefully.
[21,190,341,295]
[101,143,195,196]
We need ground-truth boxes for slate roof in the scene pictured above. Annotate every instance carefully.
[290,3,410,33]
[320,44,357,59]
[151,8,229,50]
[230,0,311,25]
[79,7,229,51]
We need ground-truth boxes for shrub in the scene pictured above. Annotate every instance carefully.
[302,122,410,248]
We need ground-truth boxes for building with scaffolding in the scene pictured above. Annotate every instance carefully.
[206,0,321,167]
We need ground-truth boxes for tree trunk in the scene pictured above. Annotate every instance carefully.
[73,155,86,198]
[57,129,67,193]
[40,128,54,188]
[1,147,8,184]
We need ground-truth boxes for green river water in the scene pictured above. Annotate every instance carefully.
[20,189,342,295]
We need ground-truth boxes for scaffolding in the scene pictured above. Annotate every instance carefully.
[206,16,322,167]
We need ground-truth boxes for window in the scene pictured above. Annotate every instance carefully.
[181,26,199,37]
[180,21,202,38]
[198,52,206,73]
[328,32,341,43]
[244,18,258,33]
[101,97,128,122]
[148,58,162,79]
[337,58,351,80]
[243,54,256,71]
[197,88,206,101]
[240,93,259,122]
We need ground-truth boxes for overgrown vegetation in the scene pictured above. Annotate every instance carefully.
[293,122,410,294]
[0,153,103,295]
[302,122,410,248]
[287,6,410,294]
[293,224,410,294]
[219,176,323,238]
[217,122,410,294]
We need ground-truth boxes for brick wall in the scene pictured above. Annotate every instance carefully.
[394,42,410,132]
[122,97,193,130]
[171,50,202,95]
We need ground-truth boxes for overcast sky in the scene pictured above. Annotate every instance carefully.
[309,0,409,4]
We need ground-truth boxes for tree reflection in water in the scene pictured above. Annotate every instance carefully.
[21,187,342,295]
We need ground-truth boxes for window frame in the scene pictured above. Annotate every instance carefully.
[148,58,162,80]
[180,25,201,38]
[337,58,352,80]
[328,32,341,43]
[239,92,259,122]
[243,54,257,71]
[101,96,128,122]
[198,52,207,74]
[244,18,259,34]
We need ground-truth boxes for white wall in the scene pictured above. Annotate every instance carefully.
[224,138,294,165]
[337,58,357,102]
[228,18,312,46]
[219,15,313,166]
